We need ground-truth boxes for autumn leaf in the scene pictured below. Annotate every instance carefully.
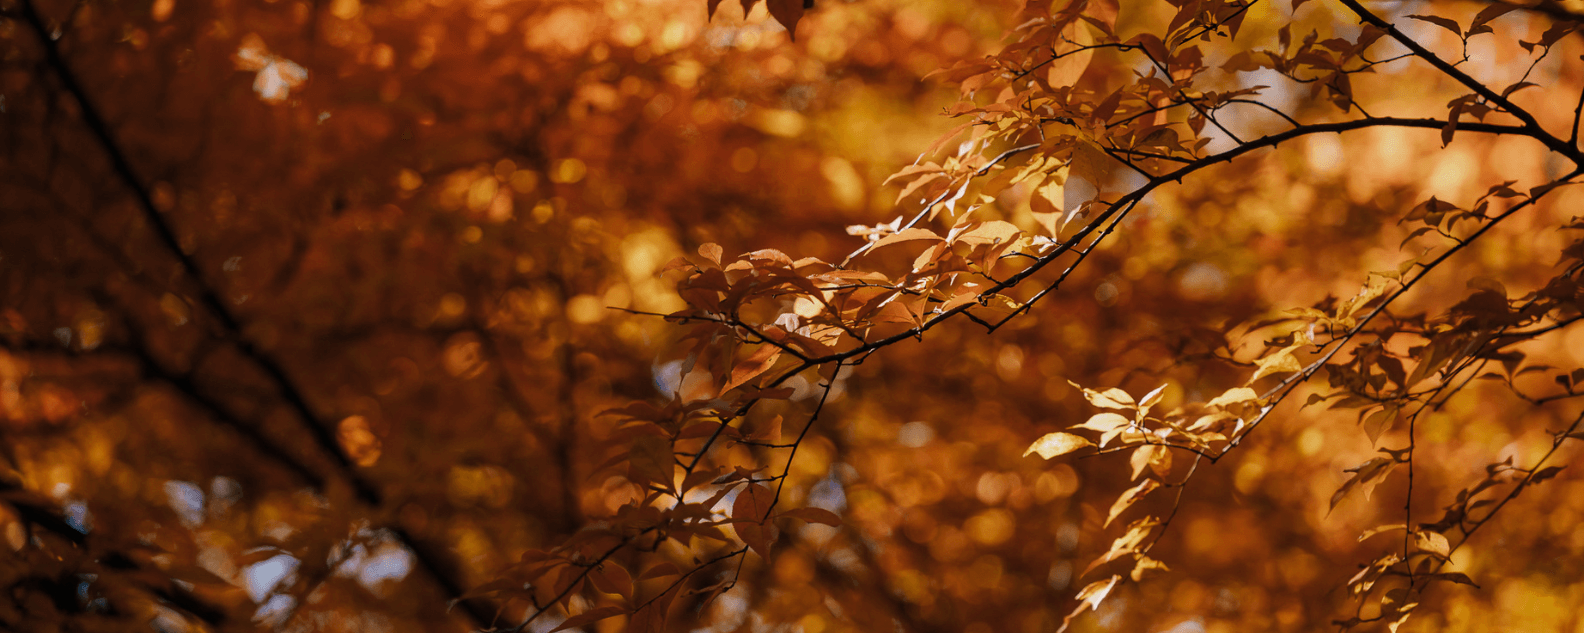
[1412,529,1451,560]
[550,606,628,633]
[1205,387,1259,408]
[733,483,778,558]
[629,435,677,497]
[1070,381,1136,409]
[1357,524,1406,542]
[1130,555,1170,582]
[699,242,724,267]
[1330,457,1396,513]
[589,563,634,601]
[1058,575,1120,633]
[869,227,945,251]
[1083,517,1159,578]
[1530,465,1565,484]
[1250,342,1305,383]
[1129,444,1171,481]
[721,343,783,394]
[628,583,680,633]
[1407,14,1461,38]
[1428,571,1478,587]
[16,0,1584,630]
[1025,432,1095,459]
[1105,478,1160,528]
[765,0,808,40]
[1071,412,1130,434]
[1137,384,1167,411]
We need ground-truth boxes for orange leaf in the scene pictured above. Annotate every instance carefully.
[628,583,679,633]
[748,415,782,443]
[733,483,778,557]
[721,344,782,394]
[550,606,628,633]
[765,0,806,40]
[698,243,724,267]
[1407,14,1461,37]
[733,482,775,522]
[628,435,676,496]
[590,563,634,601]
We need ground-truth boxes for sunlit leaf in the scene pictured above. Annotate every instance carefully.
[1205,387,1259,408]
[1412,530,1451,560]
[1407,14,1461,37]
[1058,575,1120,633]
[1105,478,1160,528]
[1071,412,1131,434]
[1130,555,1170,582]
[1025,432,1095,459]
[1357,524,1406,542]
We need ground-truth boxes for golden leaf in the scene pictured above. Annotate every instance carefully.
[1025,432,1095,459]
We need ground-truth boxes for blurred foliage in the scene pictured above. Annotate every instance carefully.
[0,0,1582,632]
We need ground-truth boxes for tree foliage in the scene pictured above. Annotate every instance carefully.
[2,0,1583,631]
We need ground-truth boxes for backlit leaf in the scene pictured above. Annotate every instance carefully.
[721,344,782,394]
[1072,412,1131,434]
[1412,530,1451,560]
[1025,432,1096,459]
[1407,14,1461,37]
[1105,478,1160,528]
[550,606,628,633]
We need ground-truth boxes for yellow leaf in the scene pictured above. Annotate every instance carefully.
[1358,524,1407,542]
[1137,384,1168,410]
[1024,432,1095,459]
[1105,478,1160,528]
[1205,387,1259,408]
[1128,445,1171,481]
[1130,555,1170,582]
[1082,516,1157,578]
[1071,412,1130,434]
[1412,530,1451,559]
[1250,346,1304,383]
[1030,177,1064,237]
[1059,575,1119,633]
[1069,381,1135,408]
[953,220,1022,247]
[870,227,945,251]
